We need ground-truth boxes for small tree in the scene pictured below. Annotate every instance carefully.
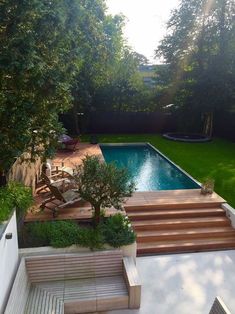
[75,155,135,226]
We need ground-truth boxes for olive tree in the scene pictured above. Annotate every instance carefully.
[75,155,135,226]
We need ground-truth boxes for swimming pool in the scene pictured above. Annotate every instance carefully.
[100,144,200,191]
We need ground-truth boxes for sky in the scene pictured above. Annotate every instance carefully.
[106,0,180,64]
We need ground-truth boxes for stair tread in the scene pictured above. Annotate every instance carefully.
[132,216,229,226]
[127,208,225,216]
[137,237,235,249]
[137,226,235,237]
[127,208,226,220]
[125,202,224,210]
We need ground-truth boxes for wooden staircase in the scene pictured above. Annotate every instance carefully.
[125,191,235,256]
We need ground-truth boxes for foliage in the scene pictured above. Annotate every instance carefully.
[0,0,154,170]
[26,221,80,248]
[0,0,85,170]
[0,182,33,222]
[93,48,155,112]
[0,187,13,222]
[77,226,105,250]
[156,0,235,132]
[75,155,135,225]
[102,214,136,248]
[24,214,136,249]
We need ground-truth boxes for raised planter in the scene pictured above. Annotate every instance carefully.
[0,211,19,313]
[19,241,137,261]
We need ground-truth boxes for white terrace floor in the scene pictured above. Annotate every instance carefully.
[107,250,235,314]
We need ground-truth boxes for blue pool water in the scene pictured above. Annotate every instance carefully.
[100,144,200,191]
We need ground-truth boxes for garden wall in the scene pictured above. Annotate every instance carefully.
[60,111,177,134]
[8,153,42,194]
[61,110,235,142]
[214,112,235,142]
[0,212,19,313]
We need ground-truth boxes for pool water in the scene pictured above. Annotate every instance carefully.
[100,144,200,191]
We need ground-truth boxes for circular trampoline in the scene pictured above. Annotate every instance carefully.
[163,132,211,143]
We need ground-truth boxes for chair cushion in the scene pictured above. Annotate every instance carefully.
[62,189,80,202]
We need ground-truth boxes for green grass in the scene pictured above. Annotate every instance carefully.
[81,134,235,208]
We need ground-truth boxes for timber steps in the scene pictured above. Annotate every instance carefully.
[125,191,235,255]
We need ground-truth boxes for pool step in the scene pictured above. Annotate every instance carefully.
[127,207,225,221]
[126,202,235,255]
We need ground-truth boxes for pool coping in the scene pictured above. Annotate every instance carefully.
[100,142,201,189]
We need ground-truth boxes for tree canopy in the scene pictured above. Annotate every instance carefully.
[0,0,151,172]
[156,0,235,133]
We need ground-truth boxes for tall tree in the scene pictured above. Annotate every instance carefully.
[156,0,235,133]
[0,0,82,171]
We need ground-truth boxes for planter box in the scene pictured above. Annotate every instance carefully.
[19,241,137,261]
[0,211,19,313]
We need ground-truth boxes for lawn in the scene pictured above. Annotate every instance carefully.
[82,134,235,208]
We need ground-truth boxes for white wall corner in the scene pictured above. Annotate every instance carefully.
[222,203,235,229]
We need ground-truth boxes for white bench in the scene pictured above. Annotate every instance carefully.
[4,250,141,314]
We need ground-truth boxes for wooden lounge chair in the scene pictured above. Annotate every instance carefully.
[37,172,72,194]
[40,184,81,217]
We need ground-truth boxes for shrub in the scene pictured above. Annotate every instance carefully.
[49,221,80,248]
[102,213,136,248]
[0,187,13,222]
[25,214,136,250]
[0,182,33,222]
[77,227,104,250]
[26,221,80,248]
[25,222,52,247]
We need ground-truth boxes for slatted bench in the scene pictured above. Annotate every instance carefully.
[4,250,141,314]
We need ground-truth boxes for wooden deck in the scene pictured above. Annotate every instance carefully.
[25,201,117,222]
[125,189,225,209]
[52,142,103,168]
[26,188,225,223]
[123,190,235,256]
[25,143,104,222]
[26,142,225,225]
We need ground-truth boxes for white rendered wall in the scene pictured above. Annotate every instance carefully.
[223,203,235,229]
[0,212,19,313]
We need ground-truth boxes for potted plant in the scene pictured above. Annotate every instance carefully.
[74,155,135,226]
[201,178,215,195]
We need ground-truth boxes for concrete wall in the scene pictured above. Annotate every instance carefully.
[222,203,235,229]
[19,241,137,261]
[0,212,19,313]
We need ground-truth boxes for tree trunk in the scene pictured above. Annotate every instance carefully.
[94,205,101,227]
[73,103,80,135]
[0,171,7,187]
[203,112,213,137]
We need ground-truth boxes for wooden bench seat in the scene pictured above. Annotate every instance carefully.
[4,250,141,314]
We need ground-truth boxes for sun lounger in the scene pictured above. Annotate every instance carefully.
[40,184,81,217]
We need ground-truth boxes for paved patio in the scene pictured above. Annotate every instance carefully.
[107,250,235,314]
